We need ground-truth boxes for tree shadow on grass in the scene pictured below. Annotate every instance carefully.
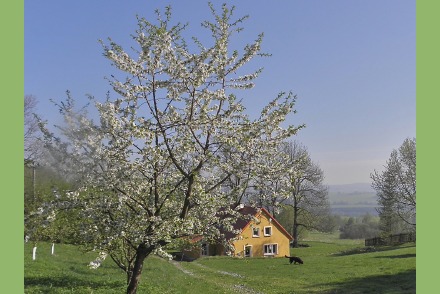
[374,253,416,259]
[25,276,124,291]
[333,244,416,257]
[317,269,415,294]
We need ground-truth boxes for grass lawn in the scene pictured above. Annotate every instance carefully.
[25,235,415,293]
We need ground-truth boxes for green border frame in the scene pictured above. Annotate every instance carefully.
[0,0,24,292]
[4,0,428,292]
[416,0,437,292]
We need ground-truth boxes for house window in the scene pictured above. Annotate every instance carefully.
[264,226,272,236]
[201,243,209,256]
[244,245,252,257]
[263,244,278,256]
[252,227,260,237]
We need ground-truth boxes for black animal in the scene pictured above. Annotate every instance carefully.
[285,255,304,265]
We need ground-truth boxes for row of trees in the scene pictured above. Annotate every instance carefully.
[339,214,380,240]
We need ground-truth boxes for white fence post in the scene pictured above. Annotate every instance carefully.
[32,246,37,260]
[51,243,55,255]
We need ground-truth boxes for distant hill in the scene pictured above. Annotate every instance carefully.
[328,183,374,194]
[326,183,378,217]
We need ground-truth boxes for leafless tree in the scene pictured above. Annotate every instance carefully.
[371,137,416,234]
[283,141,329,247]
[24,95,41,164]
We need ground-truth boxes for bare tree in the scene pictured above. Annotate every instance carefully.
[283,141,329,247]
[24,94,41,165]
[371,137,416,234]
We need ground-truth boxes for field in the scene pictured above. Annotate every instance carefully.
[328,190,378,217]
[24,234,415,293]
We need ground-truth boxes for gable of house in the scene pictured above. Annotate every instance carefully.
[231,207,293,258]
[180,206,293,259]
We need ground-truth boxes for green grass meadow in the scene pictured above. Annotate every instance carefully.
[25,234,415,293]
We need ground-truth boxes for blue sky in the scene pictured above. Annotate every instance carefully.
[25,0,415,185]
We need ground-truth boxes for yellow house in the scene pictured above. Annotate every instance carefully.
[230,206,293,258]
[182,206,293,259]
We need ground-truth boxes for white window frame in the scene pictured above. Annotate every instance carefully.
[252,227,260,237]
[244,245,253,257]
[263,243,278,256]
[201,243,209,256]
[264,226,272,236]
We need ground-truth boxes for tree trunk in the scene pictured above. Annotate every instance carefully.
[292,205,299,248]
[126,243,152,294]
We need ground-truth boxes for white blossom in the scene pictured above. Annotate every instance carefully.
[88,252,108,270]
[39,4,304,292]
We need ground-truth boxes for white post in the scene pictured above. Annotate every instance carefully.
[32,246,37,260]
[51,243,55,255]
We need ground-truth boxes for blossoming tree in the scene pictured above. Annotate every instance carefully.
[39,4,303,293]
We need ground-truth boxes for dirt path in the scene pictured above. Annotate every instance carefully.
[169,260,195,276]
[169,260,262,294]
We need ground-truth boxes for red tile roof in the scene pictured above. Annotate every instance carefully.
[224,206,293,241]
[188,206,294,243]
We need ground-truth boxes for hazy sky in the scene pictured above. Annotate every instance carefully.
[25,0,415,185]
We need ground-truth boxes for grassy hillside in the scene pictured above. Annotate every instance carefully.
[25,236,415,293]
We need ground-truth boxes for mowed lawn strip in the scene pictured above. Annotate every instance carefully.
[24,238,415,293]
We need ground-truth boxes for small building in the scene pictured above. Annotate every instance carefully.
[182,206,293,259]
